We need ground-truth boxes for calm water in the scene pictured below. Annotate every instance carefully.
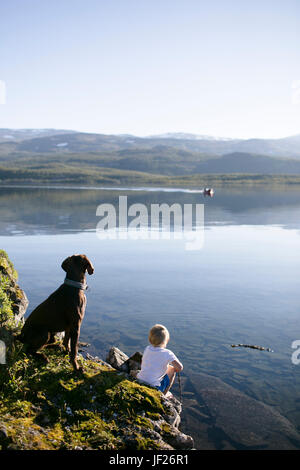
[1,185,300,446]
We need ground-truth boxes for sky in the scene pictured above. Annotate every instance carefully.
[0,0,299,139]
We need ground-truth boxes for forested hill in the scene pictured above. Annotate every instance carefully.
[0,129,300,158]
[1,129,300,185]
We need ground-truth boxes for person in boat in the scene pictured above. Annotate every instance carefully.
[204,188,214,196]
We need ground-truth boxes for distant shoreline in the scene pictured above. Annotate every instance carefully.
[2,173,300,189]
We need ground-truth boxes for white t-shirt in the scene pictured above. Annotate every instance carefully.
[137,345,178,387]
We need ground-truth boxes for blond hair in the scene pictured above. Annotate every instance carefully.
[148,324,170,347]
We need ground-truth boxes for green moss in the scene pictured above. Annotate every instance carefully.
[146,412,161,420]
[0,250,19,329]
[0,348,168,450]
[3,418,55,450]
[161,422,172,434]
[67,410,119,449]
[135,416,154,429]
[135,434,161,450]
[105,379,164,417]
[0,280,14,324]
[0,250,18,280]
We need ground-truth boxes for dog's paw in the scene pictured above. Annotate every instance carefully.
[74,366,84,375]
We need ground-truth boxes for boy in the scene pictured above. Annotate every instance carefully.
[137,324,183,395]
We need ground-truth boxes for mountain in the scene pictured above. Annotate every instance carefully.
[0,129,300,181]
[0,128,77,143]
[0,128,299,157]
[0,129,300,158]
[195,152,300,174]
[0,132,151,155]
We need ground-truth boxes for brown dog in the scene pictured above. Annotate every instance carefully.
[18,254,94,372]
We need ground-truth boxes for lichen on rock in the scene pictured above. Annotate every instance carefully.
[0,250,28,368]
[0,249,28,328]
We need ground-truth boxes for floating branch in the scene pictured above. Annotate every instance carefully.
[231,344,273,352]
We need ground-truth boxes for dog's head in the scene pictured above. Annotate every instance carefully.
[61,254,95,275]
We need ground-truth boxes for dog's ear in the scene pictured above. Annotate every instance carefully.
[61,256,72,272]
[83,256,94,275]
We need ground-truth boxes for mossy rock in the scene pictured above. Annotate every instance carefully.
[0,250,19,328]
[0,250,18,281]
[0,250,27,342]
[0,348,170,450]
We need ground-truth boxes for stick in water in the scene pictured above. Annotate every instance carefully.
[231,344,273,352]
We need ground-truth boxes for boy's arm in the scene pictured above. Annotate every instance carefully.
[170,359,183,372]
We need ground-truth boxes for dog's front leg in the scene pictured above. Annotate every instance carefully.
[63,328,71,352]
[69,324,82,372]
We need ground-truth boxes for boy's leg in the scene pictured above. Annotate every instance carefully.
[164,365,176,395]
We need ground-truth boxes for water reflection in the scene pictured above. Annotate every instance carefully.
[1,185,300,235]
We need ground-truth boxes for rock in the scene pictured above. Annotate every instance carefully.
[0,250,28,327]
[78,342,90,348]
[129,370,139,378]
[122,351,143,372]
[0,425,12,449]
[106,347,142,374]
[106,347,143,374]
[162,425,194,450]
[55,332,65,342]
[0,426,8,440]
[86,352,113,368]
[13,288,28,325]
[106,347,129,371]
[106,346,143,377]
[161,394,182,428]
[105,346,194,450]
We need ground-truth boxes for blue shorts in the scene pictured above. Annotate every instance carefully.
[157,374,170,392]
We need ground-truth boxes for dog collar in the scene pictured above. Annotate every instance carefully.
[64,278,88,291]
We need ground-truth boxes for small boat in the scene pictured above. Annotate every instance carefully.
[204,187,214,197]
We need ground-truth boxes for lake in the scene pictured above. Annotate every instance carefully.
[1,185,300,448]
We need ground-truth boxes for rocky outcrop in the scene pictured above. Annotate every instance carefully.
[106,346,143,374]
[106,346,194,450]
[0,250,28,362]
[0,250,28,326]
[106,346,131,371]
[0,344,194,450]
